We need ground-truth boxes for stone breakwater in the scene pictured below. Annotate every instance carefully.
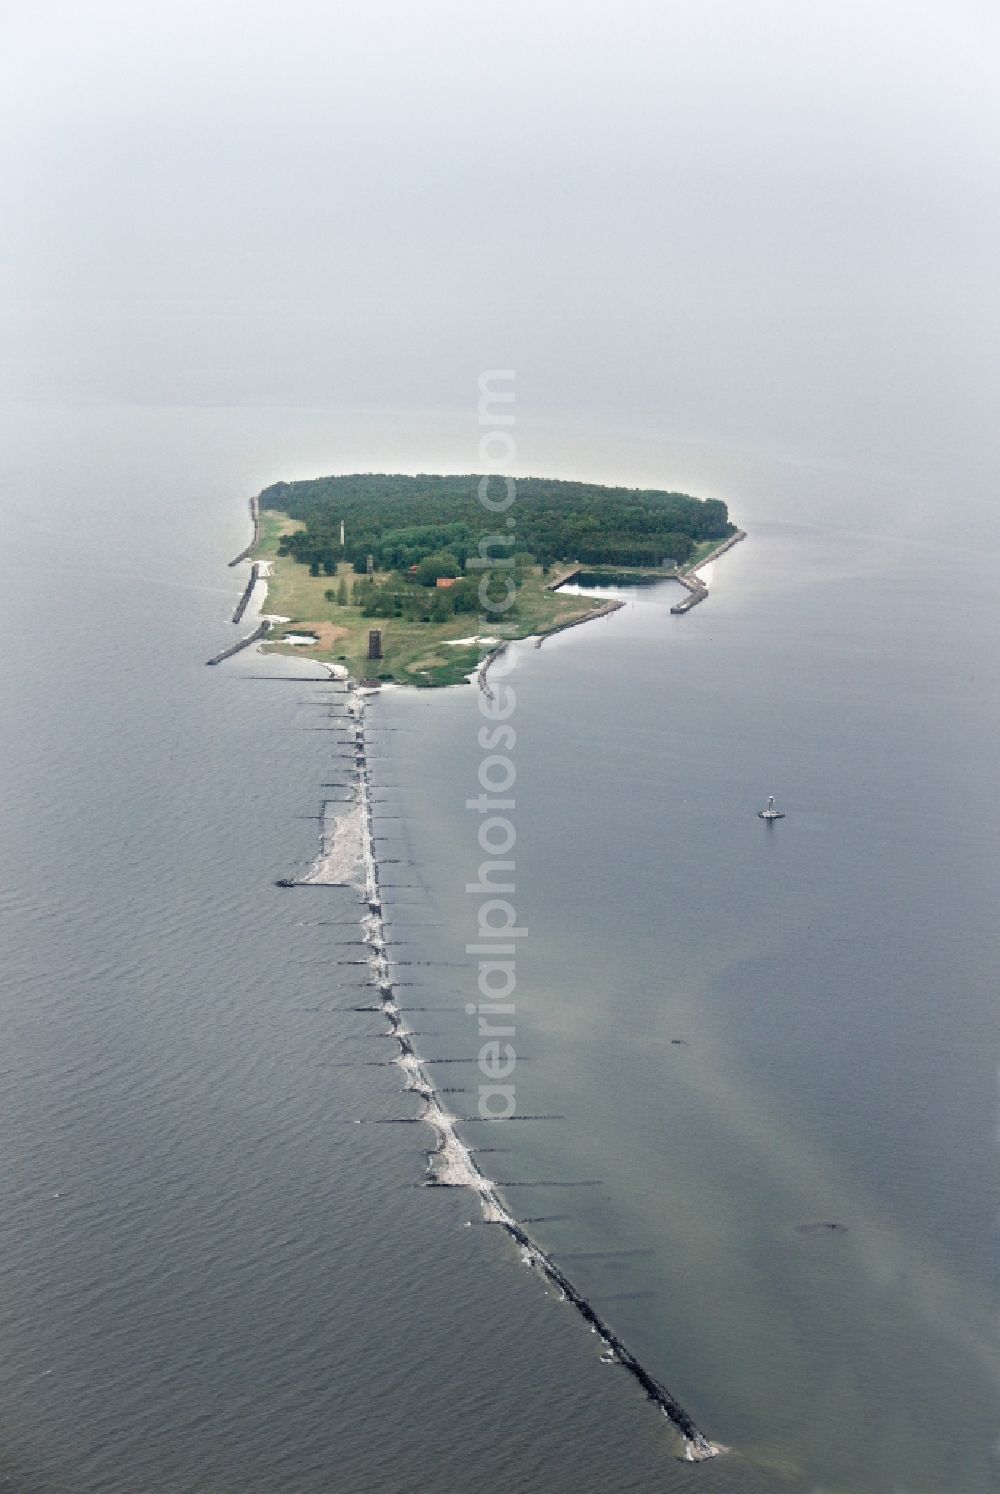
[544,531,747,615]
[475,598,626,697]
[476,642,509,701]
[205,621,271,665]
[670,530,746,614]
[670,572,709,613]
[228,494,261,567]
[349,688,721,1463]
[207,498,269,661]
[534,597,625,647]
[232,562,260,624]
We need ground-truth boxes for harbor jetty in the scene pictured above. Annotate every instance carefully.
[545,530,745,618]
[670,529,746,614]
[670,572,709,613]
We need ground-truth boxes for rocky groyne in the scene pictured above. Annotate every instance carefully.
[338,690,722,1462]
[232,562,260,624]
[535,597,625,647]
[228,494,261,567]
[476,642,510,701]
[205,620,271,665]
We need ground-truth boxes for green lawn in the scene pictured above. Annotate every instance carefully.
[253,512,611,685]
[688,537,728,567]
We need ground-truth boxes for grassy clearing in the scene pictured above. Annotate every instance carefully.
[687,536,737,567]
[253,511,609,685]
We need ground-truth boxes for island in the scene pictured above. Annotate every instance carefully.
[243,473,742,685]
[219,471,739,1461]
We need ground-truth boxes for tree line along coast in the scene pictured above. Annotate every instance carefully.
[248,473,737,686]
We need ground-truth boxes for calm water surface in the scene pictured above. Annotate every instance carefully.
[0,401,997,1492]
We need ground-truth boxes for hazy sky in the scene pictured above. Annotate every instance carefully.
[2,1,998,491]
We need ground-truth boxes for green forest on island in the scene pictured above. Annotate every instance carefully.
[260,474,734,583]
[254,474,735,682]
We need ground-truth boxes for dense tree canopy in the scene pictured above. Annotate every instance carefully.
[260,473,733,575]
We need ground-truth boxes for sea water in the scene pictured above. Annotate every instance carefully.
[0,399,998,1491]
